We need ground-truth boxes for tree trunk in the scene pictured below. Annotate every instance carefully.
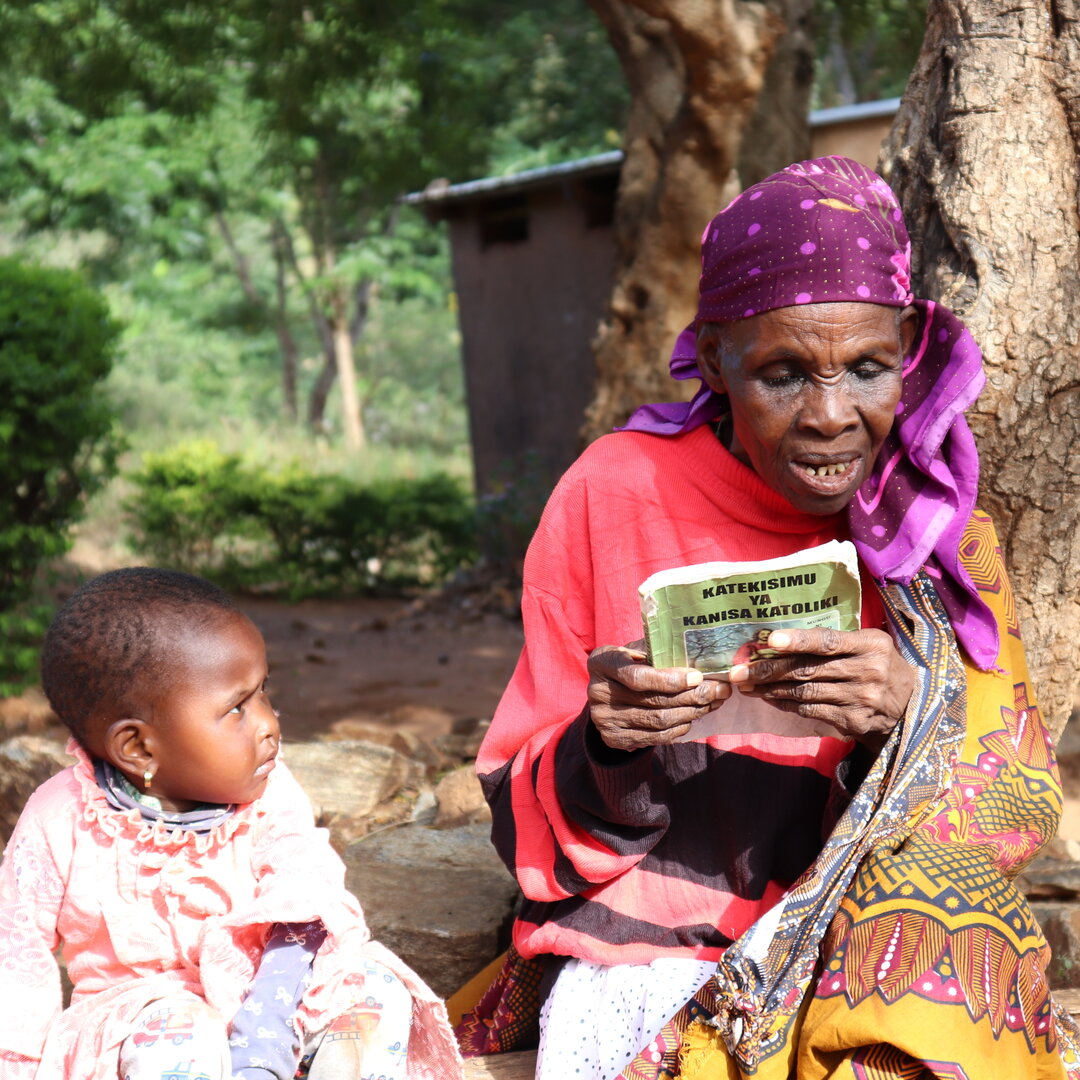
[274,215,342,433]
[736,0,816,189]
[879,0,1080,740]
[581,0,815,442]
[330,282,365,450]
[270,219,299,421]
[307,349,338,434]
[215,210,302,422]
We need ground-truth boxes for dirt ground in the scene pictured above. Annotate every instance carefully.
[37,537,525,747]
[235,594,524,745]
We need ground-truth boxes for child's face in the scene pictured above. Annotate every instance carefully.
[138,611,280,812]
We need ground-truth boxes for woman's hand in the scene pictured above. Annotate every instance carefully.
[588,641,731,752]
[727,627,914,749]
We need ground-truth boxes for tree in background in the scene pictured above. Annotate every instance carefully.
[0,0,628,450]
[581,0,816,441]
[814,0,927,106]
[881,0,1080,739]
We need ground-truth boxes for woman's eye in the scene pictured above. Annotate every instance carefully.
[762,371,802,388]
[852,361,886,380]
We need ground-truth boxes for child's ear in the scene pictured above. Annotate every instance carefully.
[103,718,155,780]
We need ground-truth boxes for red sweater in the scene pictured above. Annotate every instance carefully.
[477,426,883,966]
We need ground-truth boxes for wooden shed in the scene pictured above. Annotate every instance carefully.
[405,98,900,505]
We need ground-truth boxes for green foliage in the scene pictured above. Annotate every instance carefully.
[125,441,477,597]
[459,1,629,174]
[0,603,54,697]
[814,0,927,107]
[0,257,121,689]
[121,440,259,570]
[0,0,627,465]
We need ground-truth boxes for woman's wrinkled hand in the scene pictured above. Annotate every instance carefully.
[727,627,914,749]
[587,640,731,752]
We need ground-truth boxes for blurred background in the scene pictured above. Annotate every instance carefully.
[0,0,923,694]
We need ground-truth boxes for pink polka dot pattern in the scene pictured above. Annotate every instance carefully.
[695,155,914,321]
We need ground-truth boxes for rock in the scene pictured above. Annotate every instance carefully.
[322,721,451,774]
[380,704,456,732]
[433,722,489,763]
[284,740,422,849]
[410,787,438,825]
[1019,855,1080,899]
[451,716,490,736]
[433,764,490,829]
[1032,901,1080,987]
[343,822,518,998]
[1044,837,1080,863]
[0,687,59,737]
[1056,987,1080,1017]
[0,734,73,846]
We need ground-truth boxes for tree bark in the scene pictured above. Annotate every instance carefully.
[880,0,1080,740]
[273,214,340,433]
[581,0,815,441]
[736,0,816,188]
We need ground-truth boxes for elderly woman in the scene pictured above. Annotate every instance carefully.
[456,157,1080,1079]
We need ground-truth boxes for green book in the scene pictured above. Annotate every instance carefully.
[639,540,862,678]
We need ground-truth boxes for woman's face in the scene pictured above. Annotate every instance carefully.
[699,301,917,515]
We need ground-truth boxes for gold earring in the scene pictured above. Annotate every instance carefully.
[143,769,154,790]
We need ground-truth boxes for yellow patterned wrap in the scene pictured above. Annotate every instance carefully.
[639,512,1080,1080]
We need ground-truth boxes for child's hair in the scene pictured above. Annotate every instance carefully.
[41,566,239,743]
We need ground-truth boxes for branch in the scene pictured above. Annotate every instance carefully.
[214,210,263,308]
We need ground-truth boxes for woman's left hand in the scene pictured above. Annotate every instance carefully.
[727,627,914,749]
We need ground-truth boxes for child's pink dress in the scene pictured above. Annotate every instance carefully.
[0,742,462,1080]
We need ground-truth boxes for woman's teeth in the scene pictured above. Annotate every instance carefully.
[804,463,849,477]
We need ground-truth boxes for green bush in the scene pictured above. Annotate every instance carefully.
[0,259,121,692]
[123,440,262,571]
[124,441,478,597]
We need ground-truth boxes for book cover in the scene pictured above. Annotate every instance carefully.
[638,540,863,741]
[639,540,862,678]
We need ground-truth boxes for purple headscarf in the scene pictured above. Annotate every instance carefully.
[622,156,998,670]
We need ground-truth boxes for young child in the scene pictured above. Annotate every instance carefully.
[0,567,463,1080]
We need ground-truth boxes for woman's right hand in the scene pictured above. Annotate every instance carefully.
[587,641,731,751]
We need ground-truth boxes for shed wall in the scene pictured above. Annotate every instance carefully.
[442,108,894,517]
[447,183,615,498]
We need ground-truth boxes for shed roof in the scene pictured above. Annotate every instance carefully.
[401,150,623,208]
[404,97,901,208]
